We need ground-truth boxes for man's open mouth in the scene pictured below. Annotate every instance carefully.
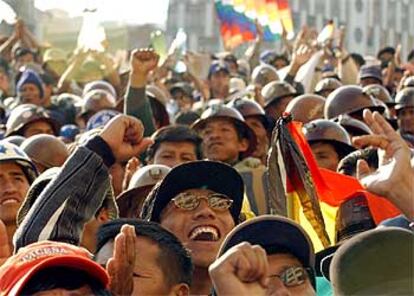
[189,225,220,241]
[0,198,20,205]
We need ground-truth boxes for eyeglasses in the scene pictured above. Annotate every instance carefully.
[171,192,233,211]
[269,266,311,288]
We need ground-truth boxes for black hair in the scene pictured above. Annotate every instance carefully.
[19,266,110,295]
[95,219,193,287]
[407,49,414,62]
[148,96,170,128]
[40,72,56,86]
[14,47,36,60]
[146,124,202,161]
[350,53,366,68]
[174,111,200,126]
[337,148,379,177]
[272,54,290,66]
[376,46,396,59]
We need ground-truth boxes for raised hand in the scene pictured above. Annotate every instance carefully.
[100,115,153,162]
[209,242,269,296]
[353,110,414,219]
[107,224,136,296]
[292,44,313,68]
[122,157,140,191]
[130,48,159,76]
[129,48,159,88]
[255,19,264,40]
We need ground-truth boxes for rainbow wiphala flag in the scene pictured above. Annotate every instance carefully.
[215,0,294,49]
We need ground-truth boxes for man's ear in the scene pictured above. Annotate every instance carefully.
[238,137,249,153]
[96,207,110,223]
[172,283,190,296]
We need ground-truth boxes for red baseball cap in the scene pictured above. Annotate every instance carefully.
[0,241,109,295]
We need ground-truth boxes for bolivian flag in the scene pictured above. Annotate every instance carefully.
[267,114,401,251]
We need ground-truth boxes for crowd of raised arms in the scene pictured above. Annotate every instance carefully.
[0,18,413,295]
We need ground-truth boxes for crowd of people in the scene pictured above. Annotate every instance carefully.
[0,18,413,295]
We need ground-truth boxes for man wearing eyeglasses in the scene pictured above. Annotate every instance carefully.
[209,215,316,296]
[141,160,245,295]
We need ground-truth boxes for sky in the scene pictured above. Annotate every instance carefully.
[34,0,170,26]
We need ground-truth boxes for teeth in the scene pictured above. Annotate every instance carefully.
[1,198,19,205]
[189,226,219,241]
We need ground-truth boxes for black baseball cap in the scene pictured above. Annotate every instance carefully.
[145,160,244,223]
[218,215,315,268]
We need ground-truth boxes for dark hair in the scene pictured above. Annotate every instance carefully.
[407,49,414,62]
[350,53,366,68]
[148,96,170,128]
[272,54,290,66]
[14,47,36,60]
[146,125,202,161]
[377,46,396,59]
[19,266,110,295]
[96,219,193,287]
[337,148,379,176]
[330,143,354,162]
[174,111,200,126]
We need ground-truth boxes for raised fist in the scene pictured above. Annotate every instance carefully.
[130,48,159,76]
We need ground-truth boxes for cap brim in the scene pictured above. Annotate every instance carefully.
[218,215,315,268]
[359,75,382,82]
[116,186,153,218]
[151,161,244,223]
[10,255,109,296]
[315,245,339,279]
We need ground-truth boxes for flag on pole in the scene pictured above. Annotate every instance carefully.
[267,114,401,251]
[214,0,294,50]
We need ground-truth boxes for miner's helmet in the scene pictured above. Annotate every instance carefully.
[362,84,395,107]
[314,77,343,96]
[285,94,325,124]
[0,140,38,183]
[226,97,270,130]
[303,119,355,157]
[262,81,297,108]
[5,104,59,137]
[324,85,385,120]
[394,87,414,111]
[334,115,372,137]
[191,104,257,158]
[251,64,279,87]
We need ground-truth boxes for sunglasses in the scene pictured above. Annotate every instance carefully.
[269,266,311,288]
[171,192,233,211]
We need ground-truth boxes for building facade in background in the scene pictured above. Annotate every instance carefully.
[0,0,36,35]
[290,0,414,59]
[166,0,223,53]
[2,0,413,60]
[166,0,414,59]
